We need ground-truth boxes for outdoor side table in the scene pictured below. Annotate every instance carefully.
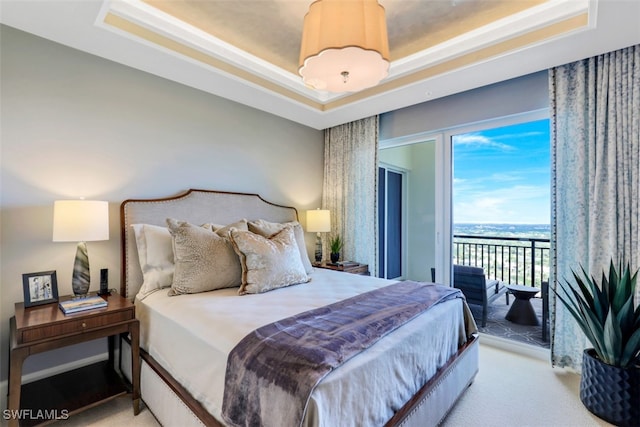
[505,284,540,326]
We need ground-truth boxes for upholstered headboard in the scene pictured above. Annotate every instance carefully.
[120,189,298,300]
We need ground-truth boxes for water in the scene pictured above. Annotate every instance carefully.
[454,223,550,240]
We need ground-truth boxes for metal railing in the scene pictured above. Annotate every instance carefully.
[453,234,550,287]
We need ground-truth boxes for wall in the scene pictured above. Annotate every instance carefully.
[0,25,324,391]
[380,71,549,140]
[379,145,412,170]
[405,142,436,281]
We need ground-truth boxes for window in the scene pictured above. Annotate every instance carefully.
[452,119,551,226]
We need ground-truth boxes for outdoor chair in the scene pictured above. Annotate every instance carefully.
[453,264,509,327]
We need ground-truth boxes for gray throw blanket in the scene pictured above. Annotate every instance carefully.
[221,281,464,427]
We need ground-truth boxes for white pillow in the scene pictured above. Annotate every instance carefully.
[131,224,174,300]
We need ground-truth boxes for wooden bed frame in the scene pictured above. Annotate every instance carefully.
[119,189,479,427]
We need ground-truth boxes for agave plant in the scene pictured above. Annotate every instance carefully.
[329,235,343,254]
[554,260,640,368]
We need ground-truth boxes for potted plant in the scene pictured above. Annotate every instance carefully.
[329,235,343,264]
[554,260,640,426]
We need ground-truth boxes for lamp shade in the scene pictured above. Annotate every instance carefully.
[52,200,109,242]
[306,209,331,233]
[299,0,390,92]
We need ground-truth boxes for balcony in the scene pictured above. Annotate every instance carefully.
[453,234,550,348]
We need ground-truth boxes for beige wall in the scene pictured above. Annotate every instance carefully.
[380,70,548,140]
[0,25,324,387]
[405,142,437,281]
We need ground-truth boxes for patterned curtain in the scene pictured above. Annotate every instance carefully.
[549,44,640,370]
[322,116,379,274]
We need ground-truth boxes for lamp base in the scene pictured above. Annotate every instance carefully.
[314,234,323,263]
[72,241,91,296]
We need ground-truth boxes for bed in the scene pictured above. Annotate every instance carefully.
[119,189,479,427]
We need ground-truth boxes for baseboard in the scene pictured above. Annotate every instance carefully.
[479,333,550,361]
[0,351,112,412]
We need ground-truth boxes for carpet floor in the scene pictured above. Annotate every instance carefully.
[442,344,610,427]
[468,294,550,349]
[48,343,610,427]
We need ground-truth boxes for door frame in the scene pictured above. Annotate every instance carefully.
[378,162,409,280]
[379,135,448,284]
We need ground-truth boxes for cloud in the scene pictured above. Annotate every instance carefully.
[492,131,546,141]
[489,172,521,182]
[454,184,550,224]
[474,197,504,209]
[453,133,514,151]
[453,172,524,192]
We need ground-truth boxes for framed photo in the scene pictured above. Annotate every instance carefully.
[22,270,59,308]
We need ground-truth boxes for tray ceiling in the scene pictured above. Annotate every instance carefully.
[2,0,640,129]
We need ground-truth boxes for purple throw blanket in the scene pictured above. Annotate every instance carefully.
[221,281,464,427]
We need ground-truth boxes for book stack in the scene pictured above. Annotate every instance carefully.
[59,295,107,315]
[337,261,359,267]
[328,261,359,267]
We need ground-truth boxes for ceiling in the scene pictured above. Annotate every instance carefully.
[1,0,639,130]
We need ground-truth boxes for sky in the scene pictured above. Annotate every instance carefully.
[453,119,551,225]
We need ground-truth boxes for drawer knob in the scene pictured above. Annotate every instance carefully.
[81,322,87,328]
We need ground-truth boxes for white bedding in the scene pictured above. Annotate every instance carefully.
[136,268,467,427]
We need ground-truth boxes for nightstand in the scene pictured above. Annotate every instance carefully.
[316,262,370,275]
[8,293,140,427]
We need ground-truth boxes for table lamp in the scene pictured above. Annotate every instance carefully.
[306,209,331,263]
[53,200,109,296]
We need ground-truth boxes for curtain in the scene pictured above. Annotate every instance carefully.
[549,44,640,370]
[322,116,379,274]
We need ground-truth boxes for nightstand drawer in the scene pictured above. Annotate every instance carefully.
[317,262,370,275]
[345,264,370,275]
[20,310,134,343]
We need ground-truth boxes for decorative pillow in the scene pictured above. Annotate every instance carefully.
[131,224,175,300]
[230,226,311,295]
[166,218,243,296]
[211,219,249,236]
[248,219,313,274]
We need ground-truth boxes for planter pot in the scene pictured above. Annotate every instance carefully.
[330,252,339,263]
[580,349,640,427]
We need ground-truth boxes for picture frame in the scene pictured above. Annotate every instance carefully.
[22,270,59,308]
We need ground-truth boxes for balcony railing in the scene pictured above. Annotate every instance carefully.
[453,234,550,287]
